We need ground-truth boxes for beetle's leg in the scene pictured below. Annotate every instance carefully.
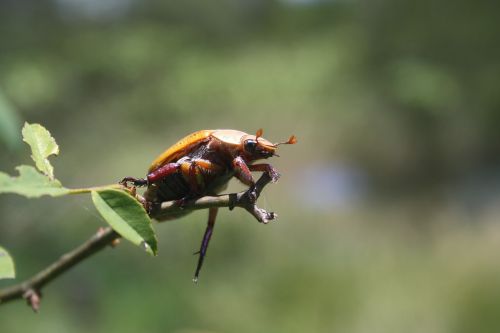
[187,161,203,194]
[249,163,281,183]
[147,163,180,183]
[232,156,259,201]
[189,159,224,189]
[192,159,223,175]
[176,159,223,207]
[181,159,224,193]
[171,161,201,207]
[232,156,254,186]
[193,207,218,283]
[120,177,148,188]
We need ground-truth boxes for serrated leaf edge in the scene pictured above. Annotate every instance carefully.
[22,122,59,180]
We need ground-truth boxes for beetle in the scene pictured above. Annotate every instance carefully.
[120,129,296,282]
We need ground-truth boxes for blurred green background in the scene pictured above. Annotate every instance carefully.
[1,0,500,332]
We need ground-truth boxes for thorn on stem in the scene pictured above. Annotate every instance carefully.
[23,289,41,313]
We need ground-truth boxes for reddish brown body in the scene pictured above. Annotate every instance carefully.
[121,129,296,282]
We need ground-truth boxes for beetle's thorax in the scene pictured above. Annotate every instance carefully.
[211,129,247,145]
[210,135,274,164]
[209,130,254,161]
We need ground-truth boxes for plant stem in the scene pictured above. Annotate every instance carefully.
[0,173,276,310]
[67,184,123,195]
[0,228,119,309]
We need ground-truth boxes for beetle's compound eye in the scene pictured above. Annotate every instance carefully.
[244,139,257,153]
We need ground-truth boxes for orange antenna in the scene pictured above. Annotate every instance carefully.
[255,128,263,144]
[255,128,263,139]
[274,135,297,147]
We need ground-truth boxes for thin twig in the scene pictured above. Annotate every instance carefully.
[0,173,276,309]
[0,227,119,309]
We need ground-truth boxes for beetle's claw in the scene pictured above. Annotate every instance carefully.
[119,177,148,188]
[119,177,130,187]
[269,170,281,183]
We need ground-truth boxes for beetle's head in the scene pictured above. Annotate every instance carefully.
[241,129,296,160]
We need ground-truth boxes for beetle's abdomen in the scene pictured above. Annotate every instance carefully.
[145,143,235,206]
[144,173,190,203]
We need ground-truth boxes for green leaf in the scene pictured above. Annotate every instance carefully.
[0,165,69,198]
[0,246,15,280]
[91,189,157,255]
[22,122,59,180]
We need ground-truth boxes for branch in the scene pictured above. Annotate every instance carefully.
[0,227,119,311]
[0,173,276,310]
[151,172,277,223]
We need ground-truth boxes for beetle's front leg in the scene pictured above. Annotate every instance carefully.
[232,156,254,186]
[249,163,281,183]
[232,156,258,202]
